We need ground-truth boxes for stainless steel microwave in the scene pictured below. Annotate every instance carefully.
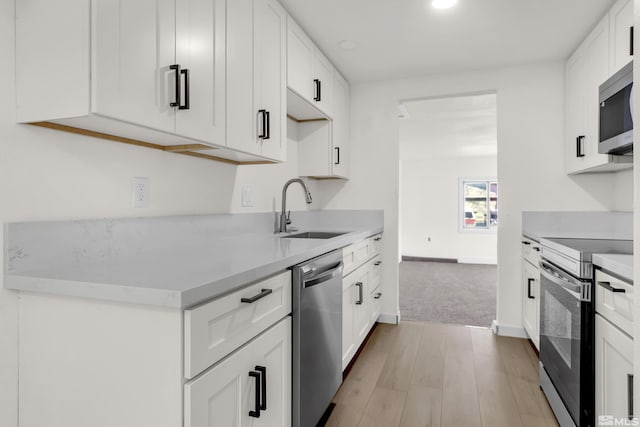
[599,61,633,155]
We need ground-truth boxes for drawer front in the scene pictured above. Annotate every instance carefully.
[343,240,369,276]
[369,234,382,258]
[522,237,541,267]
[369,256,382,293]
[184,271,292,379]
[595,269,633,336]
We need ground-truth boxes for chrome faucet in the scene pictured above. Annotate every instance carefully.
[280,178,312,233]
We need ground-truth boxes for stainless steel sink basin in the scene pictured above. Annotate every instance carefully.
[281,231,347,239]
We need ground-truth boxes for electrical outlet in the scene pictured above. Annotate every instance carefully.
[241,186,254,207]
[132,177,150,208]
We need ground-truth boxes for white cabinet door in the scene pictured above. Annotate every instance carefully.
[565,47,586,174]
[254,0,287,162]
[251,317,292,427]
[184,342,253,427]
[522,260,539,349]
[353,268,370,347]
[332,72,349,178]
[286,17,315,102]
[227,0,286,160]
[174,0,226,144]
[596,314,634,422]
[185,318,291,427]
[93,0,176,132]
[314,51,335,117]
[609,0,634,74]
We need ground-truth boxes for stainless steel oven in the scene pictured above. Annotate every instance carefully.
[539,238,632,427]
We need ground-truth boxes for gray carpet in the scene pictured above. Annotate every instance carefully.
[399,261,497,327]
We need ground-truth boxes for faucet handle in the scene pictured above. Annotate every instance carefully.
[286,210,292,225]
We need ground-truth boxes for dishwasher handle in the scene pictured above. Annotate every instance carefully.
[303,262,343,288]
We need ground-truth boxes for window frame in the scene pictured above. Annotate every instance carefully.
[458,177,498,234]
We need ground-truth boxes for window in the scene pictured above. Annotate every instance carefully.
[460,178,498,231]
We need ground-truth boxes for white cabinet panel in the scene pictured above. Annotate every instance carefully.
[596,314,634,422]
[522,259,540,349]
[93,0,176,132]
[286,17,315,102]
[313,51,335,117]
[332,72,350,178]
[174,0,226,143]
[609,0,634,74]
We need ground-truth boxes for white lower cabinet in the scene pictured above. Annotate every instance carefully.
[342,236,383,370]
[521,237,541,349]
[596,314,634,421]
[185,317,291,427]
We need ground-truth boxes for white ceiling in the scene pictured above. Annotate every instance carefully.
[399,94,497,160]
[279,0,616,83]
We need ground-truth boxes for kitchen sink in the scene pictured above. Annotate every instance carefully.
[281,231,347,239]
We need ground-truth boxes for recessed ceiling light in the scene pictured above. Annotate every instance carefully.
[432,0,457,9]
[339,40,358,50]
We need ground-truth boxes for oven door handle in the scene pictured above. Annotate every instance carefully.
[539,261,582,299]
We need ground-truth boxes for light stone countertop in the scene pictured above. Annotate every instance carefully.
[592,253,633,283]
[4,211,384,308]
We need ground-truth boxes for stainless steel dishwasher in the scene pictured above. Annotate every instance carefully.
[292,249,343,427]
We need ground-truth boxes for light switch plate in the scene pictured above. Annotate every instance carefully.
[132,177,150,208]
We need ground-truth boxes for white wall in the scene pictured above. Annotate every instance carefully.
[313,60,634,332]
[401,156,498,263]
[0,0,314,424]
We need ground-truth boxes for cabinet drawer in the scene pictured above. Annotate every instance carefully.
[369,234,382,257]
[522,237,541,267]
[595,269,633,336]
[343,240,369,276]
[184,271,292,379]
[369,256,382,293]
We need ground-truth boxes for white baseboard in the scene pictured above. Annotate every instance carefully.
[491,320,528,338]
[377,313,399,324]
[458,257,498,265]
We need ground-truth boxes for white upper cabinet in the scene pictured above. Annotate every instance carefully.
[564,12,632,174]
[331,72,350,178]
[227,0,287,161]
[174,0,227,143]
[93,0,177,133]
[286,17,336,118]
[609,0,634,74]
[287,18,316,103]
[16,0,289,164]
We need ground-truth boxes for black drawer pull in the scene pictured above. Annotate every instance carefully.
[256,366,267,411]
[374,292,382,300]
[527,278,535,299]
[521,241,531,245]
[374,261,382,266]
[241,288,273,303]
[249,370,261,418]
[597,281,626,293]
[334,146,340,165]
[374,237,382,242]
[629,373,634,420]
[532,247,540,252]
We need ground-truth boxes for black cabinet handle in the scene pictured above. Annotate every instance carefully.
[532,247,541,252]
[629,373,634,420]
[241,288,273,303]
[374,261,382,266]
[374,237,382,242]
[521,241,531,245]
[180,68,190,110]
[527,278,535,299]
[248,370,261,418]
[576,135,585,157]
[170,64,181,108]
[374,292,382,300]
[258,110,267,139]
[314,79,321,102]
[631,26,634,56]
[264,110,270,140]
[355,282,363,305]
[597,281,626,293]
[256,366,267,411]
[334,147,340,165]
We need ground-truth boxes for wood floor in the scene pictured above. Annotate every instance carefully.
[326,321,559,427]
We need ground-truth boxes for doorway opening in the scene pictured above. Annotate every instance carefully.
[398,93,498,328]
